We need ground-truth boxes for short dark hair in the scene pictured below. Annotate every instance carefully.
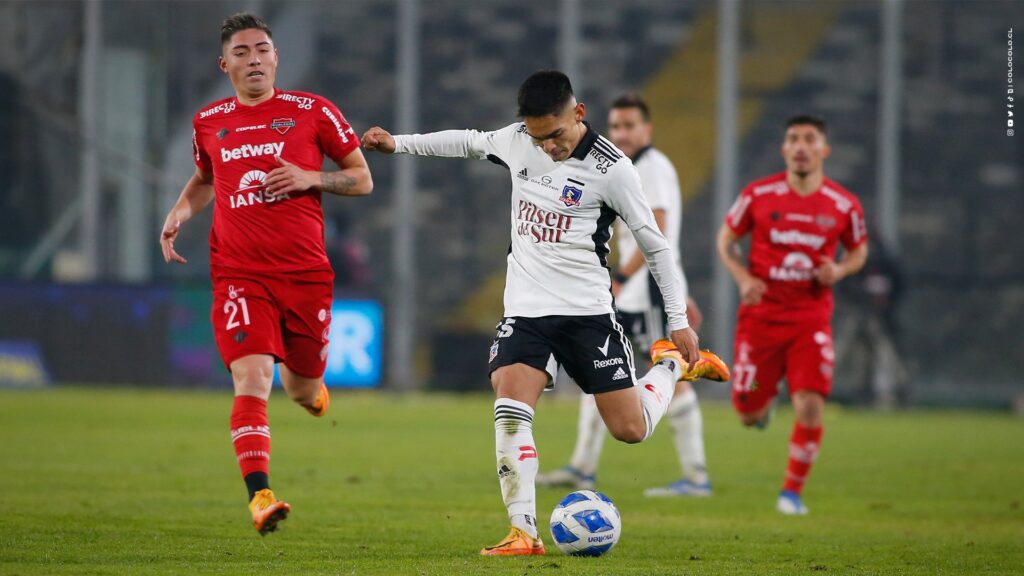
[610,93,651,122]
[221,13,272,45]
[517,70,575,118]
[785,114,827,136]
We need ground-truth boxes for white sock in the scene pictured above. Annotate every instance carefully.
[493,398,539,538]
[568,394,607,477]
[667,386,709,485]
[636,359,681,440]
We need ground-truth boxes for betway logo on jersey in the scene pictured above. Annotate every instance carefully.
[770,252,815,281]
[515,200,573,244]
[770,228,826,250]
[199,100,236,118]
[220,142,285,163]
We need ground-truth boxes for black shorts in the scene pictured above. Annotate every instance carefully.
[487,314,637,395]
[617,306,667,352]
[618,270,669,351]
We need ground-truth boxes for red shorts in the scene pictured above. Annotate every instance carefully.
[731,315,834,414]
[211,268,334,378]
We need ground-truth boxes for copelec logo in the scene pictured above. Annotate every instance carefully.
[560,185,583,207]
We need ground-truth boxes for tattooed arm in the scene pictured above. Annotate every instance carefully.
[319,147,372,196]
[264,149,373,198]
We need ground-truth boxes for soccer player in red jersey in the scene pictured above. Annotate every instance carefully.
[158,13,372,534]
[717,115,868,515]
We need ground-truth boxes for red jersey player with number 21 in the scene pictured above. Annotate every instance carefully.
[717,115,868,516]
[159,13,372,535]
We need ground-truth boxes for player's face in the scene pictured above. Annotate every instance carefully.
[219,28,278,99]
[523,101,586,162]
[781,124,830,177]
[608,107,651,159]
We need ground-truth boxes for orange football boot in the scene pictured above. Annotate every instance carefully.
[650,339,730,382]
[249,489,291,535]
[480,526,546,556]
[302,382,330,417]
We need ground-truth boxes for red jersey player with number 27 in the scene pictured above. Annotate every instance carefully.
[717,115,868,516]
[159,13,372,535]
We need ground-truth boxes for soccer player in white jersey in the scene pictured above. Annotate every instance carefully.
[362,71,728,556]
[537,94,718,498]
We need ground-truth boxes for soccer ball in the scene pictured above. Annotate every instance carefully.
[549,490,622,556]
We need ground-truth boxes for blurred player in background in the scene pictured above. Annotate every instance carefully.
[363,71,728,556]
[159,13,372,534]
[537,95,715,497]
[717,115,867,515]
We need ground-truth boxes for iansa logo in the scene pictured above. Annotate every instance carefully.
[229,170,290,209]
[769,251,815,281]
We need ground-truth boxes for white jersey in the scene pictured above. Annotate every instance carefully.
[394,122,689,330]
[615,146,689,313]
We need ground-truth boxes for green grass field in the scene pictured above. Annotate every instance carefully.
[1,387,1022,575]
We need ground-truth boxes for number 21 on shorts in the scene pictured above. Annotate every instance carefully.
[223,285,251,330]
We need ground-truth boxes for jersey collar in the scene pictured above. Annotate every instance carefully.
[631,145,653,163]
[569,121,599,161]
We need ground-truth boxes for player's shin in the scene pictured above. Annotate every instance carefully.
[230,395,272,500]
[783,423,823,494]
[636,359,682,440]
[493,398,539,538]
[667,386,709,485]
[568,394,606,477]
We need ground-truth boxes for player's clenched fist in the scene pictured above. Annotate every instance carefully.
[362,127,396,153]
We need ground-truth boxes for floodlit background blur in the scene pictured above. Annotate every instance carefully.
[0,0,1020,408]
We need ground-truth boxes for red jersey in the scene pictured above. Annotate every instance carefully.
[725,172,867,322]
[192,89,360,273]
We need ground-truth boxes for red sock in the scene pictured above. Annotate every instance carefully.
[230,395,270,480]
[782,423,823,494]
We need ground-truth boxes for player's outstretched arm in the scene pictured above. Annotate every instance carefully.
[160,167,214,265]
[361,127,397,153]
[716,223,766,305]
[363,125,513,160]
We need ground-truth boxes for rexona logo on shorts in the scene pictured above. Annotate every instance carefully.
[220,142,285,163]
[593,357,624,369]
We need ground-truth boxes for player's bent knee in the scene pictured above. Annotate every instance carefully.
[279,367,322,405]
[490,364,547,406]
[607,421,646,444]
[230,356,275,398]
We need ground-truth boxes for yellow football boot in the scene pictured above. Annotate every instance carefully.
[249,488,290,535]
[480,526,545,556]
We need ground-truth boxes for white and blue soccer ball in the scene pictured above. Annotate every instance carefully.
[549,490,622,556]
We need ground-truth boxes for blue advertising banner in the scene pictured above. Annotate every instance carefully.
[323,300,384,388]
